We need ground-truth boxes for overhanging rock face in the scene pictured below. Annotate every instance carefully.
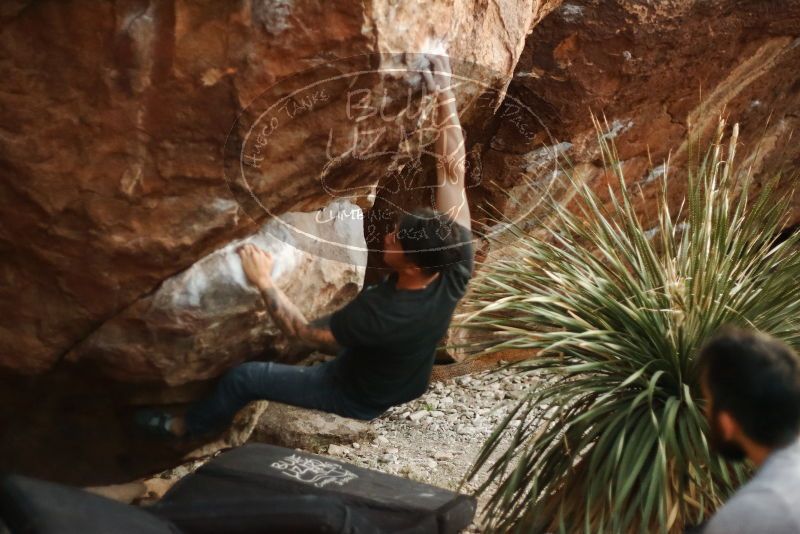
[0,0,555,377]
[0,0,555,484]
[66,201,367,386]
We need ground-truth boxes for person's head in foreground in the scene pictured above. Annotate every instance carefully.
[382,207,470,277]
[696,326,800,534]
[699,326,800,463]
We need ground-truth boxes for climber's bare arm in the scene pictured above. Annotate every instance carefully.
[238,244,342,354]
[424,54,471,231]
[258,286,342,354]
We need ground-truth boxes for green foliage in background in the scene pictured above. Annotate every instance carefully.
[460,120,800,533]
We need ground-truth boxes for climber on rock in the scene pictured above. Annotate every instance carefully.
[137,53,474,438]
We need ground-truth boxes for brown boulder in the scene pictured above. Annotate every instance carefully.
[0,0,549,484]
[0,0,549,377]
[250,402,375,452]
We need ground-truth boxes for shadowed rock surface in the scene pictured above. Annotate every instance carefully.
[66,201,366,385]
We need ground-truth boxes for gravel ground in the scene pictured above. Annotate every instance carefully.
[317,364,543,532]
[127,364,544,532]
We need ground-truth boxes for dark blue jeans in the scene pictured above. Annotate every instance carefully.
[184,360,384,436]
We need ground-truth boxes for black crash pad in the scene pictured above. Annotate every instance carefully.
[0,474,178,534]
[152,443,476,534]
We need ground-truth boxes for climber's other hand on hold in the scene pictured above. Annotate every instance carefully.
[422,53,453,94]
[238,244,274,290]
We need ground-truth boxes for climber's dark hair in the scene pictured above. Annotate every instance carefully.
[698,326,800,448]
[396,208,471,275]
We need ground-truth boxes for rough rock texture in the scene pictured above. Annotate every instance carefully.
[250,402,375,450]
[4,0,798,378]
[477,0,800,234]
[0,0,550,378]
[66,201,365,385]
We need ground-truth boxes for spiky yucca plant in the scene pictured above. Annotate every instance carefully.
[460,121,800,533]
